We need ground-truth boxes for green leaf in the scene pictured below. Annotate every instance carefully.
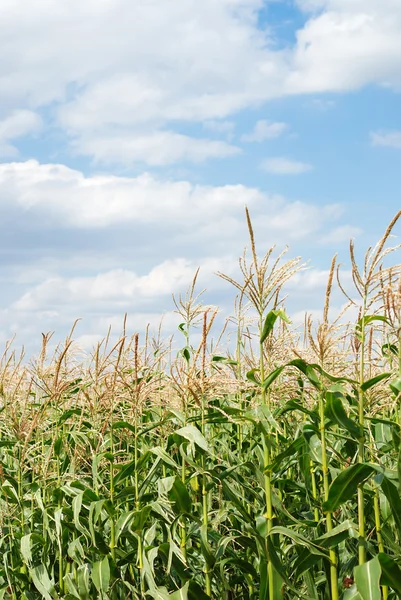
[390,376,401,397]
[361,373,391,392]
[76,564,91,600]
[170,581,189,600]
[262,366,285,391]
[268,437,305,473]
[380,476,401,537]
[112,420,136,433]
[382,343,398,357]
[63,574,81,600]
[325,392,361,438]
[169,477,192,514]
[354,556,381,600]
[323,463,378,512]
[343,585,362,600]
[260,309,291,344]
[268,526,328,558]
[187,580,211,600]
[377,553,401,595]
[182,347,191,362]
[356,315,390,341]
[246,368,261,386]
[92,556,110,594]
[200,524,215,569]
[29,564,57,600]
[315,519,358,548]
[175,425,208,451]
[151,446,180,470]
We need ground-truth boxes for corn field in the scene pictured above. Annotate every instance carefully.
[1,210,401,599]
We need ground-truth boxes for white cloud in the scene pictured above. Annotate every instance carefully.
[253,201,342,241]
[288,268,352,291]
[241,119,288,142]
[261,156,313,175]
[0,156,355,351]
[73,130,241,166]
[0,1,399,165]
[0,161,346,247]
[12,255,238,314]
[319,224,363,244]
[13,260,195,312]
[370,130,401,149]
[0,159,263,228]
[288,1,401,94]
[0,110,42,157]
[203,120,235,137]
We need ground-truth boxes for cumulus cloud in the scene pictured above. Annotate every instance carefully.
[0,156,356,351]
[0,110,42,157]
[73,131,241,166]
[12,256,239,314]
[241,119,288,142]
[370,130,401,149]
[261,157,313,175]
[0,1,399,165]
[0,160,263,228]
[288,0,401,94]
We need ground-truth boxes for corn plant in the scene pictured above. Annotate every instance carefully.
[0,211,400,599]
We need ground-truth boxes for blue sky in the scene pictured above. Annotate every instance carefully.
[0,0,400,353]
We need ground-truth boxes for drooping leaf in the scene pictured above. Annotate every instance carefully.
[325,391,361,438]
[175,425,208,451]
[377,553,401,595]
[260,309,291,344]
[360,373,391,392]
[29,564,56,600]
[355,315,390,341]
[323,463,379,512]
[380,476,401,537]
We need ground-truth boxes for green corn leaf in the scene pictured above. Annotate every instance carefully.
[92,555,110,594]
[151,446,180,470]
[315,519,358,548]
[200,524,215,569]
[354,556,381,600]
[360,373,391,392]
[175,425,208,451]
[268,526,328,558]
[390,376,401,397]
[169,476,192,514]
[323,463,379,512]
[115,510,137,543]
[260,309,291,344]
[325,391,361,438]
[170,581,189,600]
[262,366,285,391]
[355,315,390,341]
[112,420,136,433]
[377,553,401,595]
[187,580,211,600]
[63,574,81,599]
[246,368,261,386]
[29,564,57,600]
[382,343,398,357]
[21,533,45,566]
[76,564,91,600]
[343,585,362,600]
[380,476,401,537]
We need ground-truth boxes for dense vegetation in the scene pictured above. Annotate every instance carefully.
[1,210,401,599]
